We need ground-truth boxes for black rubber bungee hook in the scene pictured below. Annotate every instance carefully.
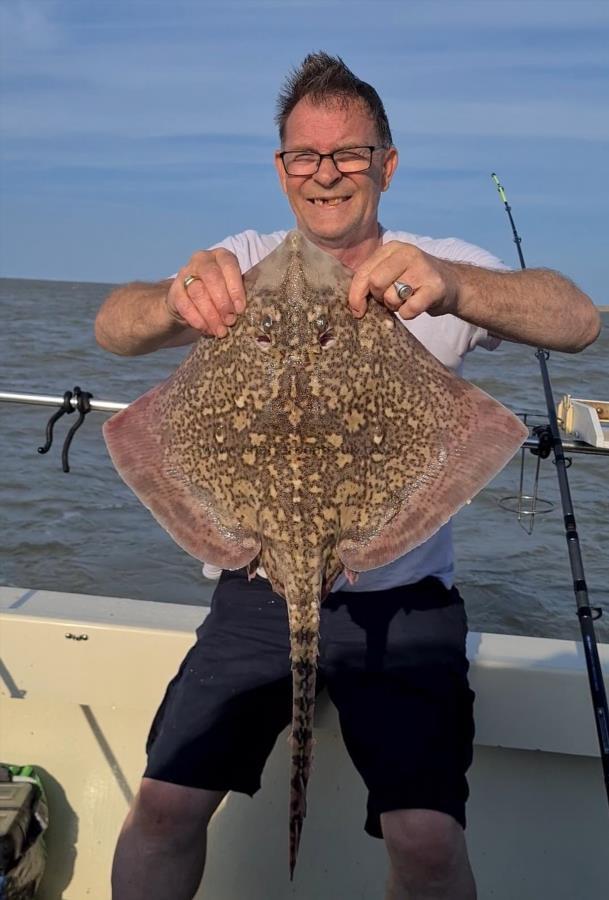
[61,387,93,473]
[38,390,74,456]
[37,386,94,472]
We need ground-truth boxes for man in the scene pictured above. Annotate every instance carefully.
[96,53,600,900]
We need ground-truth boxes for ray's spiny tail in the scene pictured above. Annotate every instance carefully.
[284,575,322,879]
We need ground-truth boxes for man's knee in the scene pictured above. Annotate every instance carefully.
[381,808,465,883]
[130,778,226,841]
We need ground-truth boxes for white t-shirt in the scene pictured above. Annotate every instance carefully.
[203,227,508,591]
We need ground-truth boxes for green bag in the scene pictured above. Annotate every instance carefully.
[0,765,48,899]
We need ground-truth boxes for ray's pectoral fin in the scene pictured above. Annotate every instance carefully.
[103,383,260,568]
[338,383,528,572]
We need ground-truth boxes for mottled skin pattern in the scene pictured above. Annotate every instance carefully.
[103,231,527,878]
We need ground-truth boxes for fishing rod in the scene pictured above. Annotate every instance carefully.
[491,173,609,806]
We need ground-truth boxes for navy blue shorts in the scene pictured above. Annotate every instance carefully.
[145,570,475,838]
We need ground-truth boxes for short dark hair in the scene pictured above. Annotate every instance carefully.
[276,52,393,148]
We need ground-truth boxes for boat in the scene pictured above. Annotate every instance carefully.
[557,396,609,450]
[1,582,607,899]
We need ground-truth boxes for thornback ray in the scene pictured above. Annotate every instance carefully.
[103,230,528,877]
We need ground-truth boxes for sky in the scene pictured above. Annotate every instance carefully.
[0,0,607,304]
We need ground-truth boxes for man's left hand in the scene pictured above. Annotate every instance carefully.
[349,241,460,320]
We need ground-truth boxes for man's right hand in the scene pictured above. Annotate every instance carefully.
[168,248,246,338]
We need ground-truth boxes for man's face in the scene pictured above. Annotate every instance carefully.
[274,98,398,250]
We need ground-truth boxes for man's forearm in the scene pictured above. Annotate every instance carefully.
[451,264,601,352]
[348,242,601,353]
[95,281,194,356]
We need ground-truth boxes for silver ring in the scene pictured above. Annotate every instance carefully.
[394,280,413,301]
[183,274,202,290]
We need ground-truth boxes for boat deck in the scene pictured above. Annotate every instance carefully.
[1,586,608,899]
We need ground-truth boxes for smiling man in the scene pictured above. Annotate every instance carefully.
[275,100,397,256]
[97,53,600,900]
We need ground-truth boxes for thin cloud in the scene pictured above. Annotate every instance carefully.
[0,0,607,288]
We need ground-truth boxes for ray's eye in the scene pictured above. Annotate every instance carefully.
[313,314,334,349]
[255,314,273,347]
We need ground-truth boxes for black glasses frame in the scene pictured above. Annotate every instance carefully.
[278,145,384,175]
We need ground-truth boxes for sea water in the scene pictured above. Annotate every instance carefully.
[0,278,607,641]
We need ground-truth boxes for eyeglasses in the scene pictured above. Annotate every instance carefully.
[278,145,384,176]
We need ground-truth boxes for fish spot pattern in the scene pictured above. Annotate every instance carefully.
[103,230,528,877]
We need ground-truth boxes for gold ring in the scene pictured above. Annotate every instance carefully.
[394,281,413,301]
[183,274,202,290]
